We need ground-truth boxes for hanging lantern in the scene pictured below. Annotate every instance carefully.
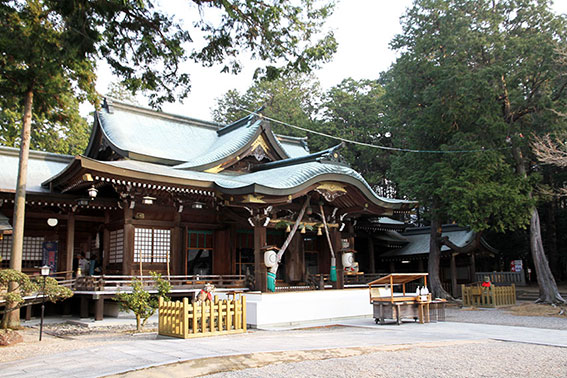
[87,185,98,199]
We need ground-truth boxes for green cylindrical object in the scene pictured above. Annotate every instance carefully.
[330,265,337,282]
[267,271,276,292]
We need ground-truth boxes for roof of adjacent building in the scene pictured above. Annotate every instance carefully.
[380,224,485,257]
[0,211,13,234]
[0,146,73,193]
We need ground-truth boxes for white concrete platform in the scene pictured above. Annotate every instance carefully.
[245,288,372,328]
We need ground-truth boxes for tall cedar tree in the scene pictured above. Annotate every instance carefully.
[0,0,336,329]
[385,0,567,303]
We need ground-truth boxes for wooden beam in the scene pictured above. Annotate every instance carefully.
[450,253,458,297]
[368,235,376,274]
[123,205,134,275]
[253,225,267,292]
[65,212,75,279]
[102,211,110,274]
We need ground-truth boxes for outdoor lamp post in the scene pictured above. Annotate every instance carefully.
[39,265,50,341]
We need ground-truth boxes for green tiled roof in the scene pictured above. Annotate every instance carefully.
[90,101,308,166]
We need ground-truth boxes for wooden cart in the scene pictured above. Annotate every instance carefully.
[368,273,431,325]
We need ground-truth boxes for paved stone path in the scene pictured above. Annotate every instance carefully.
[1,319,567,378]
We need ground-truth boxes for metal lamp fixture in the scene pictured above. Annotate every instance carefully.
[87,185,98,199]
[39,265,50,341]
[192,202,204,209]
[76,198,90,206]
[46,218,58,227]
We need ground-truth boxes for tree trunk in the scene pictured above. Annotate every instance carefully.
[513,145,565,304]
[529,207,566,304]
[428,209,452,300]
[544,198,561,280]
[6,89,34,329]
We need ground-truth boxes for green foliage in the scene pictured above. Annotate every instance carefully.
[0,269,73,329]
[213,75,392,188]
[213,73,322,138]
[0,0,336,153]
[318,78,391,188]
[385,0,567,232]
[192,0,337,79]
[113,272,171,331]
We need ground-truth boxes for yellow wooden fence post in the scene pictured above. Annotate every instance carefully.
[218,298,224,331]
[158,296,163,334]
[242,296,247,332]
[192,301,198,335]
[183,297,189,338]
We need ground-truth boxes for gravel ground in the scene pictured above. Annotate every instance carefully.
[2,303,566,375]
[200,341,567,378]
[445,303,567,330]
[0,323,158,363]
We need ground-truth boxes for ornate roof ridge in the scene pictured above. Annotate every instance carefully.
[250,143,347,172]
[102,98,222,130]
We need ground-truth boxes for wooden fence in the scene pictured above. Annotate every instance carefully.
[475,271,526,286]
[461,284,516,307]
[158,295,247,339]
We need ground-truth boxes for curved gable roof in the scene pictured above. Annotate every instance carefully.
[86,100,309,167]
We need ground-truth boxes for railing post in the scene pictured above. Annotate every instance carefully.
[183,297,189,338]
[242,296,247,332]
[192,301,198,335]
[226,299,232,331]
[218,299,224,332]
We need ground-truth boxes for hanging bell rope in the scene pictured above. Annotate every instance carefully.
[319,203,337,282]
[267,196,311,292]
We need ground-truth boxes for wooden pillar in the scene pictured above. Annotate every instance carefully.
[367,235,376,274]
[94,296,104,321]
[253,225,267,292]
[171,212,182,276]
[80,296,89,318]
[65,212,75,279]
[450,252,458,297]
[469,252,476,282]
[123,205,134,275]
[25,305,32,321]
[331,229,344,289]
[102,211,110,274]
[285,233,304,283]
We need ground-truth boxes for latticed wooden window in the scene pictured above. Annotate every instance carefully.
[134,227,170,263]
[0,235,44,268]
[108,229,124,264]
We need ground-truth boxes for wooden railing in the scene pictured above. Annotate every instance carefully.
[461,284,516,307]
[307,273,388,289]
[475,271,526,286]
[74,274,246,291]
[158,295,246,338]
